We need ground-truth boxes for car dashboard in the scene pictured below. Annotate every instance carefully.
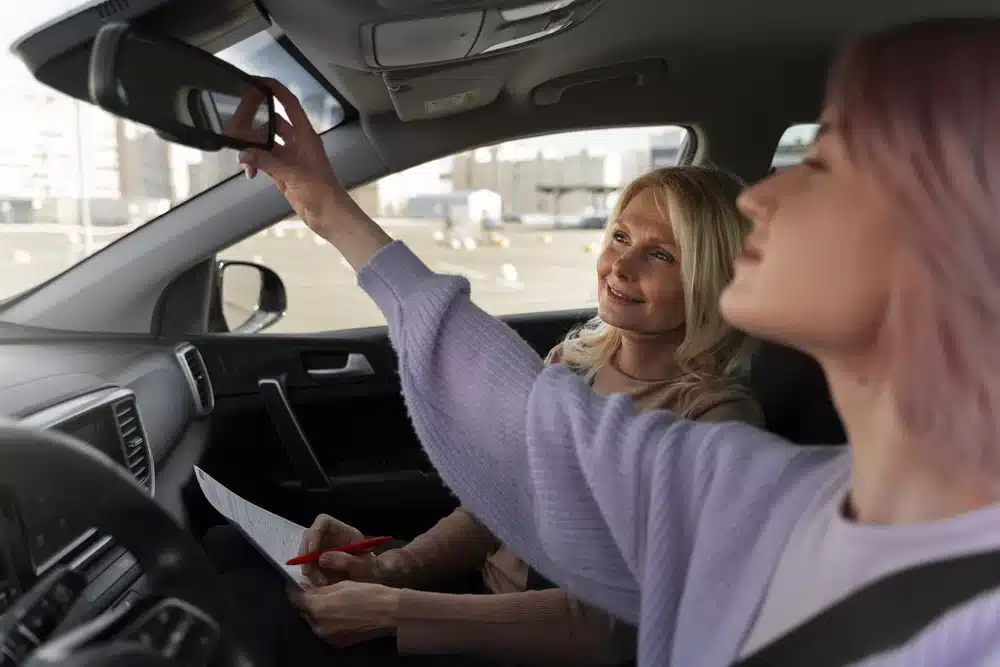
[0,334,215,652]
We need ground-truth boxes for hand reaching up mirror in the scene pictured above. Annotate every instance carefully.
[236,80,365,244]
[236,78,393,266]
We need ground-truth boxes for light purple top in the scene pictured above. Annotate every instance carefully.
[358,240,1000,667]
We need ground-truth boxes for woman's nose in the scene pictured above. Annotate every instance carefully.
[737,187,768,224]
[612,249,639,280]
[737,172,781,226]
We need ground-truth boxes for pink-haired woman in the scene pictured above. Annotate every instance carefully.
[239,17,1000,667]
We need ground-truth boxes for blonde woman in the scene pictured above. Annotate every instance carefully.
[287,166,763,665]
[555,166,760,420]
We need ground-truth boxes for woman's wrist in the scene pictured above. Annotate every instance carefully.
[374,550,407,588]
[376,585,402,633]
[312,188,393,270]
[308,186,355,240]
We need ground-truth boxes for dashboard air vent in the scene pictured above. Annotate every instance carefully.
[96,0,130,18]
[176,343,215,416]
[112,396,154,494]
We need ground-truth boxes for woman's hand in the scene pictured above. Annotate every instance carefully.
[289,581,400,649]
[237,77,393,268]
[236,78,346,240]
[298,514,380,586]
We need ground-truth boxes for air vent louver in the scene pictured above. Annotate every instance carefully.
[176,344,215,416]
[96,0,130,18]
[112,397,153,493]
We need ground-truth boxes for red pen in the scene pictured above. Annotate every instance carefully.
[286,536,393,566]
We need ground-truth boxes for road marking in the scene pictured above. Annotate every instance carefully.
[496,263,523,289]
[436,262,487,280]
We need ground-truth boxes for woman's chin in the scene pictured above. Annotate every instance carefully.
[719,281,763,333]
[597,301,637,331]
[596,305,624,329]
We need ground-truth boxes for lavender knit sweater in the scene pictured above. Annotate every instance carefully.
[358,241,1000,667]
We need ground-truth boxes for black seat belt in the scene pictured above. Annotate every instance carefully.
[732,548,1000,666]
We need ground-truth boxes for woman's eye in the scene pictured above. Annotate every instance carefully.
[611,231,628,244]
[801,155,828,172]
[653,250,676,263]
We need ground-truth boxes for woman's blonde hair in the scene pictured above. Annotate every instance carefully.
[558,165,757,395]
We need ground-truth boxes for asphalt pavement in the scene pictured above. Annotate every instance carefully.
[1,220,605,332]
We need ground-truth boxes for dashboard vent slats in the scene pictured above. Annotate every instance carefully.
[176,344,215,417]
[112,396,153,494]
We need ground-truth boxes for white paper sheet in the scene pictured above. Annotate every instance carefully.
[194,466,305,586]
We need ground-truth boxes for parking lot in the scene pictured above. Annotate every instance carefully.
[1,220,605,332]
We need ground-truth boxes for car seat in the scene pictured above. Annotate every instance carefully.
[749,340,847,445]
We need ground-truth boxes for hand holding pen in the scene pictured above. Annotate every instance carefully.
[295,513,391,586]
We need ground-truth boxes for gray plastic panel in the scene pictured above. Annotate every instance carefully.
[373,11,483,67]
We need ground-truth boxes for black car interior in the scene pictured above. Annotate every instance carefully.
[750,342,846,445]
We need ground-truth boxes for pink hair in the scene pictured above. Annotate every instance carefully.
[827,18,1000,467]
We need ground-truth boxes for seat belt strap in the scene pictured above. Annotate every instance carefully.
[733,549,1000,666]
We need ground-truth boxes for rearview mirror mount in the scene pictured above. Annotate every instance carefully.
[88,22,277,152]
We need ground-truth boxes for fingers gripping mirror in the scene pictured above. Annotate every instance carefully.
[88,23,277,152]
[218,260,287,333]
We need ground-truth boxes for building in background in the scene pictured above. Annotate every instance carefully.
[619,148,652,185]
[118,122,174,202]
[449,150,605,219]
[0,77,175,225]
[349,182,381,216]
[406,189,502,225]
[188,150,239,199]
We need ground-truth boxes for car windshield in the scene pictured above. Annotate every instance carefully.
[0,0,346,301]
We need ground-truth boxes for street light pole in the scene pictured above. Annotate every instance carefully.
[74,99,95,255]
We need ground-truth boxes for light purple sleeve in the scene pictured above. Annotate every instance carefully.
[357,241,803,624]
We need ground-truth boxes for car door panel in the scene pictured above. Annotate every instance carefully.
[193,308,591,537]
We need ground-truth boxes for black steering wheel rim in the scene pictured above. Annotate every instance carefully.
[0,421,243,663]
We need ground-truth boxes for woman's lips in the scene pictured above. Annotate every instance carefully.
[606,284,644,304]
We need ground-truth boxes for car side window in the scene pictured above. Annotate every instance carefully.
[771,123,819,172]
[218,126,688,334]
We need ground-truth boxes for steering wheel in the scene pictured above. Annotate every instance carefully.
[0,422,254,667]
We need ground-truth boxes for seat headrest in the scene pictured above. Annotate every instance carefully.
[749,341,846,445]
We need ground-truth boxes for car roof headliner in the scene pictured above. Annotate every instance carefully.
[272,0,998,117]
[241,0,995,179]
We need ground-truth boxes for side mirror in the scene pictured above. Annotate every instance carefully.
[218,260,287,334]
[88,22,276,152]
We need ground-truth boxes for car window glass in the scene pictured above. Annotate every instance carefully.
[772,123,819,171]
[0,1,346,302]
[218,125,689,333]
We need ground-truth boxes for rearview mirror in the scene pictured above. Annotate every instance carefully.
[88,23,276,152]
